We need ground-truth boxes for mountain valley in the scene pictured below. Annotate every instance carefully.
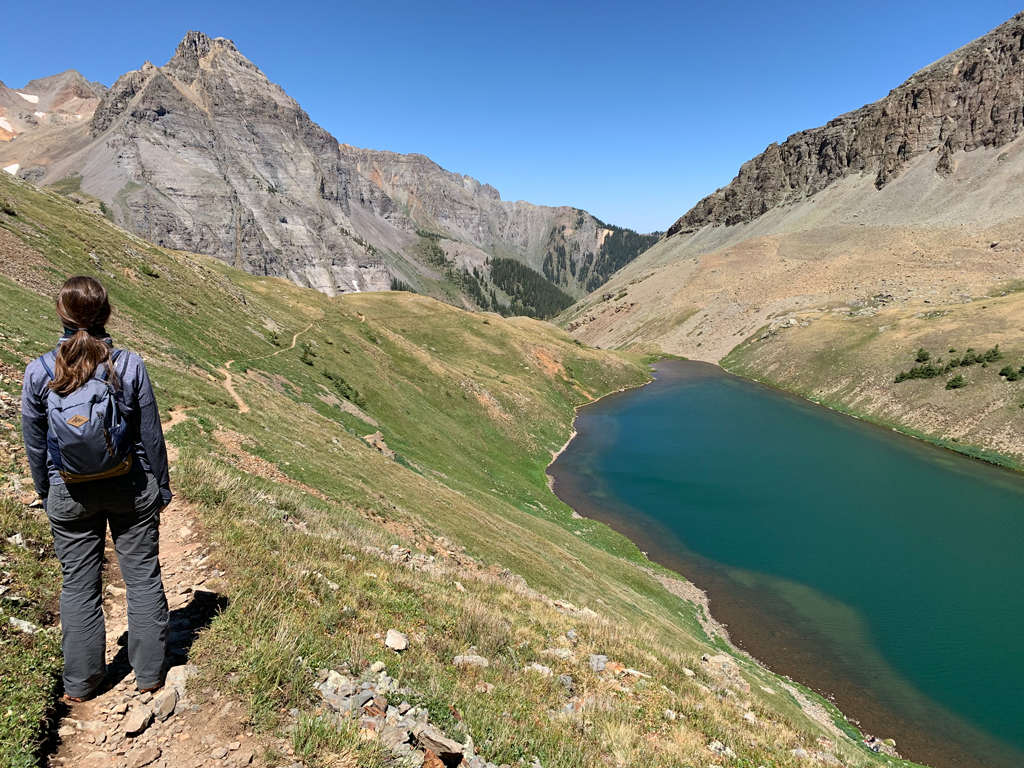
[4,10,1024,768]
[0,168,918,768]
[563,11,1024,466]
[0,33,657,317]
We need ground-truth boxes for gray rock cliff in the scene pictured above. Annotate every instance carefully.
[667,12,1024,236]
[343,146,660,296]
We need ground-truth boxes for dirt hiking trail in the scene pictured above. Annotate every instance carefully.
[46,414,303,768]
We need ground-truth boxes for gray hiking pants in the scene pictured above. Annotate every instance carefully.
[47,472,168,697]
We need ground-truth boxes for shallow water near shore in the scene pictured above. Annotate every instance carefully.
[549,360,1024,768]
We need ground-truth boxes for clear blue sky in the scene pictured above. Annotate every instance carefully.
[3,1,1021,232]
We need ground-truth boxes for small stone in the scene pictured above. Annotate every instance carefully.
[588,655,607,673]
[234,748,254,765]
[683,668,695,677]
[212,745,229,759]
[380,725,411,751]
[474,681,495,694]
[123,707,153,736]
[153,689,177,722]
[453,654,489,669]
[112,702,128,715]
[385,629,409,652]
[8,616,38,634]
[708,740,735,757]
[663,709,677,721]
[369,661,386,675]
[353,691,375,710]
[744,711,756,723]
[58,725,77,737]
[126,746,161,768]
[414,724,464,764]
[228,741,240,750]
[523,663,553,677]
[140,691,153,704]
[165,664,197,697]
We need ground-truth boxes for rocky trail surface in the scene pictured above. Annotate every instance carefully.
[46,476,254,768]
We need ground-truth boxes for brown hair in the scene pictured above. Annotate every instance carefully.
[49,276,116,396]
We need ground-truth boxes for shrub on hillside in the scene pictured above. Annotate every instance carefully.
[323,370,365,408]
[299,340,315,366]
[946,374,967,390]
[984,345,1004,362]
[998,365,1024,382]
[895,363,944,383]
[915,348,931,363]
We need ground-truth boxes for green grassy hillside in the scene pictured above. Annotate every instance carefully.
[0,171,922,767]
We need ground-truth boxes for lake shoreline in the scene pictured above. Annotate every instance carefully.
[547,359,1022,768]
[546,361,893,760]
[720,360,1024,474]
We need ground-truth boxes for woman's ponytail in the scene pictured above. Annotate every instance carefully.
[48,277,116,396]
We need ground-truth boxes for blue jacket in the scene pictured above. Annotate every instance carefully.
[21,344,173,506]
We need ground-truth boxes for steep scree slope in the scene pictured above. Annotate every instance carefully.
[668,12,1024,234]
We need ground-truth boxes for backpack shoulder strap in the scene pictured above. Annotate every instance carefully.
[97,349,126,383]
[38,350,57,381]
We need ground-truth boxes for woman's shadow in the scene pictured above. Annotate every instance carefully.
[106,587,229,687]
[42,586,228,762]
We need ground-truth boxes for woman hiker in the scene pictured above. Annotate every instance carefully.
[21,276,172,701]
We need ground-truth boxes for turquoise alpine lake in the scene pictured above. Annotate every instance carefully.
[548,360,1024,768]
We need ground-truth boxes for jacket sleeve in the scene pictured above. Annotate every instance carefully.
[133,357,173,506]
[20,362,50,499]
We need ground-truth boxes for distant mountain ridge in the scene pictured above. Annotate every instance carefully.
[0,32,658,308]
[0,70,104,145]
[667,12,1024,236]
[341,145,660,296]
[566,11,1024,361]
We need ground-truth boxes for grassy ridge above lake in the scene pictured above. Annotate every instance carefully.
[720,292,1024,470]
[0,171,923,767]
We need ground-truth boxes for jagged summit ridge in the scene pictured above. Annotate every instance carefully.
[667,12,1024,236]
[165,30,243,84]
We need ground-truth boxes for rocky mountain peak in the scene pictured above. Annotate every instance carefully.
[166,30,242,84]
